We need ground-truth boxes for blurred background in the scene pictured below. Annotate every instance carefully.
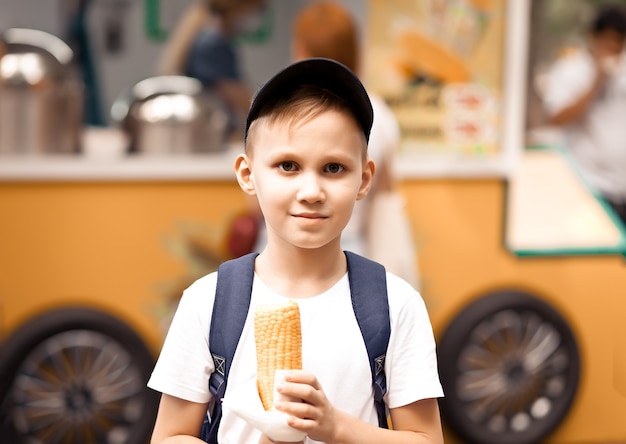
[1,0,626,443]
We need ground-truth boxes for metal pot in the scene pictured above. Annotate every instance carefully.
[0,28,83,155]
[111,75,230,154]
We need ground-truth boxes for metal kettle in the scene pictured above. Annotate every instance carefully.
[0,28,84,155]
[111,75,230,154]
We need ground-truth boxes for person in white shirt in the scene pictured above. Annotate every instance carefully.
[542,4,626,224]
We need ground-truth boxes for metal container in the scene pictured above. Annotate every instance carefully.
[111,76,230,154]
[0,28,83,155]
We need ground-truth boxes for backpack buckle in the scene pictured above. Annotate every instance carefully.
[210,353,227,399]
[212,353,226,376]
[373,353,387,402]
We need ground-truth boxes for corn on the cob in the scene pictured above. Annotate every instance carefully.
[254,300,302,410]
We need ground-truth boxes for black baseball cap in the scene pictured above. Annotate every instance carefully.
[244,57,374,143]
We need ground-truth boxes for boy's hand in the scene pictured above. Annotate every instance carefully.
[273,370,341,443]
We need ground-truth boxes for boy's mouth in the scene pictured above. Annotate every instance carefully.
[293,212,328,220]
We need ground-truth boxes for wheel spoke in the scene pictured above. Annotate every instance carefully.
[458,343,500,371]
[458,369,507,401]
[522,323,561,372]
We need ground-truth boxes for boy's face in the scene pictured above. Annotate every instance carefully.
[235,109,374,251]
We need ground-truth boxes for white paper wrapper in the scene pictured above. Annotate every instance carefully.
[222,373,307,443]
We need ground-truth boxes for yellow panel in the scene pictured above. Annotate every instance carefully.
[0,180,246,354]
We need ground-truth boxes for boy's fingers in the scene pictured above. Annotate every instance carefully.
[276,396,315,414]
[283,369,319,387]
[278,380,320,406]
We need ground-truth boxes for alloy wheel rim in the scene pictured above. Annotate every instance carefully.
[10,330,145,444]
[454,309,570,435]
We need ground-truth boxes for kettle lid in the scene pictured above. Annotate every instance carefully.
[0,28,75,86]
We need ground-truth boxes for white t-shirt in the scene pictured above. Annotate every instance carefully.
[148,269,443,444]
[543,49,626,200]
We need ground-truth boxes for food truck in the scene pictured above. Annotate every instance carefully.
[1,1,625,443]
[364,1,626,443]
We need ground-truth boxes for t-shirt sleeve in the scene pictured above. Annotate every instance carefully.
[385,275,444,408]
[147,273,217,404]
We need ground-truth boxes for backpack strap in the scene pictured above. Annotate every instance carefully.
[345,251,391,429]
[203,252,259,443]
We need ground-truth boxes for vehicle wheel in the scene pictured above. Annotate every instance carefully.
[0,307,159,444]
[437,290,580,444]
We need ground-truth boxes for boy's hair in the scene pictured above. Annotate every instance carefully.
[590,4,626,37]
[293,1,359,73]
[244,58,373,147]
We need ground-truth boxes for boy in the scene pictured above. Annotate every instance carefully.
[148,58,444,444]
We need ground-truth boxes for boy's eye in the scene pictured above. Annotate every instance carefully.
[278,161,297,172]
[325,163,344,174]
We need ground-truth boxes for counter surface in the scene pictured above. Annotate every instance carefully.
[0,149,512,181]
[506,148,626,255]
[0,150,241,182]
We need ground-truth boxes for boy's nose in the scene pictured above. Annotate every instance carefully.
[296,172,325,203]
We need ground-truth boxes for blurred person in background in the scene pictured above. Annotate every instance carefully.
[249,0,419,287]
[542,3,626,224]
[66,0,106,126]
[157,0,267,138]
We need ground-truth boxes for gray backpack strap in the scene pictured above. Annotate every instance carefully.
[345,251,391,428]
[203,252,258,443]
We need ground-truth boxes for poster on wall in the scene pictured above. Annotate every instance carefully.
[365,0,527,176]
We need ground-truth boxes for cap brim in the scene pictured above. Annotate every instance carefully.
[245,58,373,142]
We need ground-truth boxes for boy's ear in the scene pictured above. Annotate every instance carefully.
[356,158,375,200]
[234,154,256,195]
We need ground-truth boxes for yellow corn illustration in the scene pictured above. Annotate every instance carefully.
[254,300,302,410]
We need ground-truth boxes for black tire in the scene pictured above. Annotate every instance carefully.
[438,290,580,444]
[0,307,159,444]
